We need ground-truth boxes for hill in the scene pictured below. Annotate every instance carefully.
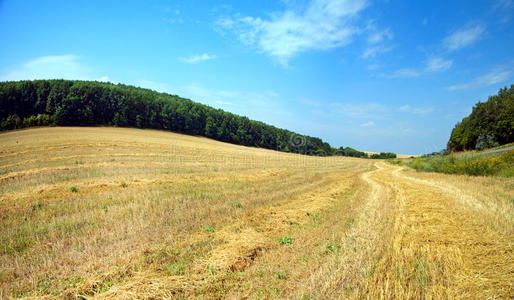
[0,79,335,156]
[447,85,514,151]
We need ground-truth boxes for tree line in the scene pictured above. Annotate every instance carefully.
[447,85,514,151]
[0,79,395,158]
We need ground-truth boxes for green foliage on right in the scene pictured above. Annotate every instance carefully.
[447,85,514,151]
[400,150,514,177]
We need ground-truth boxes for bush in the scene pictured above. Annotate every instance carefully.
[371,152,397,159]
[402,150,514,177]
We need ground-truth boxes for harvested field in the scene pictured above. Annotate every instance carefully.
[0,127,512,299]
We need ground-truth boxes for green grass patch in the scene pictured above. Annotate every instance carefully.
[278,236,294,246]
[392,150,514,177]
[203,225,215,233]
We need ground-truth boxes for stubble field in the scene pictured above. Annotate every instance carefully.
[0,127,512,299]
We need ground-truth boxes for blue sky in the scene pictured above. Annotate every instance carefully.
[1,0,513,154]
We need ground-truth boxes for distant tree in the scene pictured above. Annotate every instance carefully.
[55,96,93,125]
[448,85,514,151]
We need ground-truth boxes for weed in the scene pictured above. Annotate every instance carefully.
[278,236,294,246]
[325,243,341,253]
[68,186,78,193]
[101,204,108,213]
[231,201,243,208]
[166,263,185,275]
[38,280,50,291]
[203,225,215,233]
[120,181,128,188]
[414,259,430,288]
[208,265,219,275]
[274,270,289,280]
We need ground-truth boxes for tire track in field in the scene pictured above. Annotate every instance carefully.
[365,162,513,299]
[297,163,396,299]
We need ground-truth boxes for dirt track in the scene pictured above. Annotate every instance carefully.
[363,163,513,299]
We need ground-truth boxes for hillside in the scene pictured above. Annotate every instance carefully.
[1,127,512,298]
[0,80,334,155]
[447,85,514,151]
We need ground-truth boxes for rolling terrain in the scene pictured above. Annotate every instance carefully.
[1,127,513,299]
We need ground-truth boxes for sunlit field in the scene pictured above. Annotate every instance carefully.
[1,127,512,299]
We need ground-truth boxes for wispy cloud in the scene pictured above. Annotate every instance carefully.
[178,53,217,64]
[215,0,368,65]
[493,0,514,23]
[381,68,422,79]
[398,105,434,114]
[447,67,512,90]
[362,45,392,59]
[443,24,485,51]
[360,120,374,127]
[0,55,112,82]
[425,57,453,72]
[362,23,393,59]
[366,27,393,44]
[382,56,452,78]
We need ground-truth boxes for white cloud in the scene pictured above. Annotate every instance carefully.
[398,105,434,114]
[0,55,101,81]
[443,25,485,51]
[493,0,514,23]
[447,68,512,90]
[366,28,393,44]
[362,45,392,59]
[424,57,453,72]
[381,68,422,78]
[96,76,113,82]
[360,120,374,127]
[382,56,452,78]
[216,0,368,65]
[178,53,217,64]
[361,22,393,59]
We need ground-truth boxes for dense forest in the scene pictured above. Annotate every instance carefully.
[0,79,394,158]
[447,85,514,151]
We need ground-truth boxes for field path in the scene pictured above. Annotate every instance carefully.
[364,162,513,299]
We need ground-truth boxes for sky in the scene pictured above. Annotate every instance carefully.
[1,0,513,154]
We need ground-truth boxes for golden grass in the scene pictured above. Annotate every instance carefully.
[0,127,512,299]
